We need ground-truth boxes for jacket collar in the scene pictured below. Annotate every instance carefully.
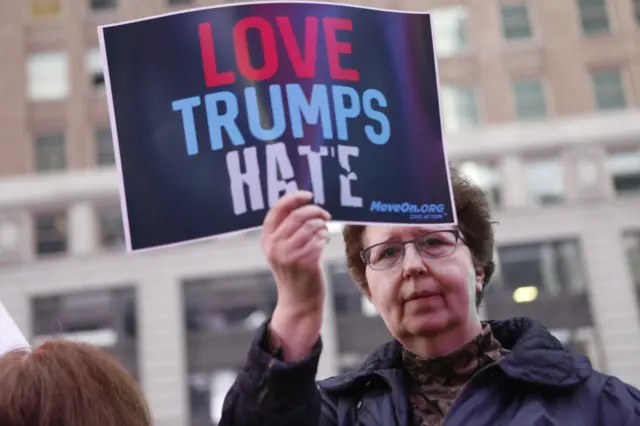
[318,316,593,392]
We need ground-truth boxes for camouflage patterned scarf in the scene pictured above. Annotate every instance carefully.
[402,324,507,426]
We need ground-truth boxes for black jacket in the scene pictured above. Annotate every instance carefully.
[220,316,640,425]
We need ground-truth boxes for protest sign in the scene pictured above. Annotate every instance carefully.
[98,1,456,252]
[0,301,29,356]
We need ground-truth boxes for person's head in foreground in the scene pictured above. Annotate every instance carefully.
[0,340,151,426]
[220,167,640,426]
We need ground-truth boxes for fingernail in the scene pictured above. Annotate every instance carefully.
[308,218,325,229]
[318,228,329,239]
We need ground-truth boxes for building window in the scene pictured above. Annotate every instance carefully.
[35,133,66,172]
[458,161,501,206]
[184,273,276,334]
[86,48,105,93]
[34,211,67,255]
[169,0,193,5]
[496,240,587,300]
[524,158,564,205]
[440,85,479,132]
[431,6,468,57]
[635,0,640,25]
[513,78,547,120]
[27,52,69,101]
[591,69,627,110]
[98,206,125,248]
[500,4,533,41]
[578,0,610,35]
[90,0,116,11]
[29,0,62,17]
[328,263,381,317]
[31,287,139,378]
[96,128,115,166]
[606,150,640,194]
[189,370,237,426]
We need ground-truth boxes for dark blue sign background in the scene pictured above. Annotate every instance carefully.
[100,2,455,251]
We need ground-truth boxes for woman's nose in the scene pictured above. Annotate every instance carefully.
[402,244,428,278]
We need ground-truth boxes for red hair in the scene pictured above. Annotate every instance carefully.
[0,339,151,426]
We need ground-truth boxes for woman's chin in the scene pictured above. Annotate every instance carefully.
[404,311,451,336]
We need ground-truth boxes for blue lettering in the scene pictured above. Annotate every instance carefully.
[331,85,360,141]
[171,96,201,156]
[204,92,244,151]
[286,84,333,139]
[245,85,286,142]
[363,89,390,145]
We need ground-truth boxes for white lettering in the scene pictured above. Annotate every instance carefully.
[266,142,298,207]
[226,147,264,215]
[298,146,328,205]
[337,145,362,208]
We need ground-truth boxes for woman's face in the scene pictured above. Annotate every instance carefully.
[362,225,484,342]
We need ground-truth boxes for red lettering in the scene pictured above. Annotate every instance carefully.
[276,16,318,79]
[322,18,359,82]
[198,23,235,87]
[233,17,278,81]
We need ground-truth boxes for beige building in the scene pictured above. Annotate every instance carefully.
[1,0,640,425]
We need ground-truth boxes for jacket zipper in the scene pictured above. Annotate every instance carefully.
[441,361,502,426]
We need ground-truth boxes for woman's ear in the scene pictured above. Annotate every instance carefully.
[363,284,372,299]
[474,266,485,293]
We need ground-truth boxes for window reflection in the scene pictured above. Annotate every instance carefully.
[440,84,479,133]
[431,6,468,57]
[27,52,69,101]
[485,240,592,330]
[34,210,68,256]
[500,4,533,41]
[328,263,375,317]
[184,272,276,426]
[513,78,547,120]
[524,158,564,205]
[184,273,276,333]
[97,205,125,249]
[578,0,610,35]
[31,286,138,379]
[491,240,587,298]
[188,370,237,426]
[95,127,114,166]
[35,133,66,172]
[591,69,626,110]
[607,150,640,195]
[85,48,105,93]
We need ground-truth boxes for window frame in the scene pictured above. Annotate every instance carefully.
[33,209,68,256]
[500,3,534,42]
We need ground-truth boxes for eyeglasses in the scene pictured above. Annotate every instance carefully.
[360,230,464,271]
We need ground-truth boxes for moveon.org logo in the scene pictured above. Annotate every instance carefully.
[369,201,445,214]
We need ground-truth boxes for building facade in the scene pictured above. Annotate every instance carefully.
[1,0,640,425]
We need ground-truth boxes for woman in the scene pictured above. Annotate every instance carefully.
[220,169,640,426]
[0,339,152,426]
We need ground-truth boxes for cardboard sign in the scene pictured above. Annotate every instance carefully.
[0,301,29,356]
[99,1,456,252]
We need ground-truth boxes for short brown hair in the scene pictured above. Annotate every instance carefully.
[343,167,496,307]
[0,340,152,426]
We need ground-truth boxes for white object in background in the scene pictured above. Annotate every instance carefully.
[0,301,29,355]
